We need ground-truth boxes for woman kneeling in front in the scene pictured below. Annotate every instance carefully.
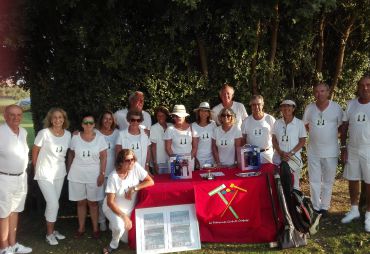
[102,149,154,254]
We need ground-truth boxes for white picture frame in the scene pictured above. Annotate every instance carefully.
[135,204,201,254]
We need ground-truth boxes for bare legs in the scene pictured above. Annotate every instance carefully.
[0,212,18,249]
[77,200,99,233]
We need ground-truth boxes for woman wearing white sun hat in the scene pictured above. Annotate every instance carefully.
[164,105,199,163]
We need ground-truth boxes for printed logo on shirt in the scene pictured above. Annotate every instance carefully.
[131,142,140,150]
[201,133,210,139]
[252,128,263,137]
[354,112,368,124]
[55,146,63,153]
[82,150,91,157]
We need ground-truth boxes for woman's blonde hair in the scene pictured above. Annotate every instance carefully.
[43,108,69,129]
[115,149,137,168]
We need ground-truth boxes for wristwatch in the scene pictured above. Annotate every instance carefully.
[134,186,139,192]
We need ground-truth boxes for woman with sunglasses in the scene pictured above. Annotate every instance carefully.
[272,100,306,190]
[164,105,198,161]
[32,108,71,245]
[96,111,120,231]
[67,113,108,239]
[212,108,242,167]
[102,149,154,254]
[192,102,216,168]
[115,110,151,172]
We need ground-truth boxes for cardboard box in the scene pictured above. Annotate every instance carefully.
[169,154,193,179]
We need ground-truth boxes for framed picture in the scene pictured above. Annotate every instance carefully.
[169,154,194,179]
[135,204,201,254]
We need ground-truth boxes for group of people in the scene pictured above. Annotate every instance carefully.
[0,76,369,254]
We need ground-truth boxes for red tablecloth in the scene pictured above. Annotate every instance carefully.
[128,164,282,248]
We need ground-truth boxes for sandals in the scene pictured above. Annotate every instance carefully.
[102,246,114,254]
[73,230,85,239]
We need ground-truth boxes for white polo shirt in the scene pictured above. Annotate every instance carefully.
[150,122,172,164]
[114,108,152,130]
[192,121,217,163]
[34,128,71,181]
[116,128,151,167]
[212,125,242,166]
[96,129,120,176]
[0,123,29,174]
[68,133,108,183]
[272,117,307,165]
[164,126,198,155]
[343,98,370,148]
[212,101,248,128]
[303,101,343,157]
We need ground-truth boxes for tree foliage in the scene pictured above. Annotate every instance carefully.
[2,0,370,130]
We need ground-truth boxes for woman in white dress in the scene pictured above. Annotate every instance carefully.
[32,108,71,245]
[96,111,119,231]
[67,113,107,239]
[164,104,198,159]
[115,110,151,172]
[150,106,172,174]
[192,102,216,168]
[102,149,154,254]
[212,108,242,167]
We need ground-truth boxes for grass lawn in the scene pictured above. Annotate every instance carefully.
[18,179,370,254]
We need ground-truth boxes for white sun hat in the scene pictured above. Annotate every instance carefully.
[171,104,190,117]
[194,102,212,112]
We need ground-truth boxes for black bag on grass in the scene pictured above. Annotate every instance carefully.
[273,170,307,249]
[280,161,320,235]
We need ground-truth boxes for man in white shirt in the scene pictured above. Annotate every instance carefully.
[242,95,275,163]
[212,83,248,128]
[0,105,32,254]
[303,83,343,216]
[114,91,152,130]
[340,75,370,232]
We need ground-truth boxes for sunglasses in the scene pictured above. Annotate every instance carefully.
[130,118,141,123]
[82,120,94,125]
[124,158,135,163]
[221,114,233,118]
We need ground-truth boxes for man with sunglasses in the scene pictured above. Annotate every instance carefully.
[0,105,32,254]
[114,91,152,131]
[303,83,343,217]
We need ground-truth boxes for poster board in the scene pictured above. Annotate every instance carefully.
[135,204,201,254]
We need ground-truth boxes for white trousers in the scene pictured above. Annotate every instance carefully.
[37,178,64,222]
[308,156,338,210]
[103,207,131,249]
[98,179,108,223]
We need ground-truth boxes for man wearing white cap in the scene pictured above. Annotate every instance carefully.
[0,105,32,254]
[340,75,370,232]
[241,95,275,163]
[211,83,248,128]
[303,83,343,216]
[114,91,152,130]
[272,99,307,190]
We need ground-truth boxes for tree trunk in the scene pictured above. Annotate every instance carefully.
[269,2,279,67]
[330,14,355,97]
[316,14,325,76]
[251,20,261,95]
[196,36,208,78]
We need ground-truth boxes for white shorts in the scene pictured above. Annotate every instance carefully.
[0,173,27,218]
[343,147,370,183]
[68,181,104,201]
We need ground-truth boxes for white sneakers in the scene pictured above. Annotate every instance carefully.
[100,221,107,232]
[10,243,32,254]
[365,212,370,232]
[0,246,13,254]
[45,231,66,246]
[341,208,360,224]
